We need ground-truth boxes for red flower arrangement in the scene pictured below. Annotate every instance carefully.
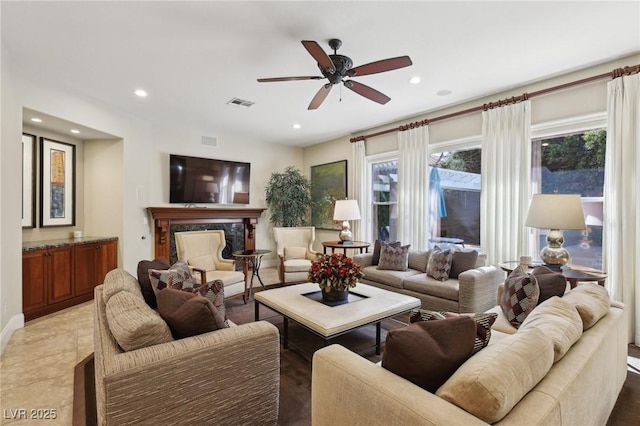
[308,253,364,292]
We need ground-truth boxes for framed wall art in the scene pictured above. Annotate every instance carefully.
[310,160,347,230]
[22,133,36,228]
[40,137,76,227]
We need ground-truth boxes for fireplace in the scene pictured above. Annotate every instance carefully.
[148,207,266,263]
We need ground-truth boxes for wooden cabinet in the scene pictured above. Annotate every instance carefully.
[22,238,118,321]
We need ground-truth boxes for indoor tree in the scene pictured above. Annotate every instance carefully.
[265,166,313,227]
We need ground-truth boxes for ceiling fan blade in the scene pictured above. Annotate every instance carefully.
[301,40,335,73]
[308,84,332,110]
[344,80,390,105]
[349,56,413,77]
[257,76,323,82]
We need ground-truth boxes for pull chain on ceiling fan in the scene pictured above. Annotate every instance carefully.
[257,39,413,110]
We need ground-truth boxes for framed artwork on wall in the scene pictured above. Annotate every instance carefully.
[40,137,76,227]
[310,160,347,230]
[22,133,36,228]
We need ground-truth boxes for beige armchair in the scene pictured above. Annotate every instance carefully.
[175,230,246,299]
[273,226,319,283]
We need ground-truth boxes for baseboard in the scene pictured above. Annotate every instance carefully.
[0,312,25,354]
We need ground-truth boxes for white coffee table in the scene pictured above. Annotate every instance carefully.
[254,282,421,355]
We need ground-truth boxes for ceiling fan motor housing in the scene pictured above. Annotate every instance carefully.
[320,55,353,84]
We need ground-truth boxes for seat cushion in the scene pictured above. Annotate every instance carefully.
[500,265,540,328]
[156,288,227,339]
[403,274,459,301]
[362,266,421,289]
[137,257,170,308]
[283,258,312,273]
[382,317,476,393]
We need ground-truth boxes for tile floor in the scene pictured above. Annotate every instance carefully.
[0,301,94,425]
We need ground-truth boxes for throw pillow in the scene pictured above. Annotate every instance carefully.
[500,265,540,328]
[194,279,227,321]
[562,284,610,330]
[137,257,170,308]
[284,246,308,260]
[372,240,401,265]
[410,309,498,354]
[426,246,454,281]
[377,243,411,271]
[448,250,479,279]
[148,259,195,294]
[531,265,566,304]
[382,316,476,393]
[156,288,227,339]
[188,254,216,271]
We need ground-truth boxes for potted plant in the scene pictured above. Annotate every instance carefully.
[308,253,364,302]
[264,166,313,227]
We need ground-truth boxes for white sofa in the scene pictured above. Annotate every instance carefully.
[311,284,627,425]
[353,250,504,313]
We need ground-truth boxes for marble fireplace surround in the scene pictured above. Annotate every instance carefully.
[147,207,266,264]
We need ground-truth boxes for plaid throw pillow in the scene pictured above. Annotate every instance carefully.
[148,259,195,293]
[500,266,540,328]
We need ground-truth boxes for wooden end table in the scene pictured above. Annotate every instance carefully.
[322,240,370,255]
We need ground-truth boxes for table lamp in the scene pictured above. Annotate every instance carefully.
[525,193,586,268]
[205,182,219,203]
[333,199,361,244]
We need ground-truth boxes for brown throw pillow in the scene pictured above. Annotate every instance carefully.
[372,240,401,265]
[500,266,540,328]
[382,317,476,393]
[137,257,170,308]
[156,288,227,339]
[426,246,454,281]
[531,266,566,304]
[377,243,411,271]
[449,250,479,279]
[410,309,498,354]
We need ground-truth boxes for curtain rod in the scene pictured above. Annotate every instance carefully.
[349,64,640,143]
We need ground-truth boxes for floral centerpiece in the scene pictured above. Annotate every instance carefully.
[308,253,364,302]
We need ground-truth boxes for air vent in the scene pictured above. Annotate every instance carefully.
[201,136,217,147]
[227,97,254,108]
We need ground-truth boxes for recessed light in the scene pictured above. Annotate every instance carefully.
[293,123,301,130]
[409,76,422,84]
[70,129,80,134]
[436,89,452,96]
[30,118,42,123]
[134,89,148,97]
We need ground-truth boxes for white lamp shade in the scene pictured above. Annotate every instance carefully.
[525,194,586,230]
[205,182,219,193]
[333,199,361,221]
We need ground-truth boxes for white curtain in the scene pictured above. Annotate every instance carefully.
[350,140,369,243]
[481,101,531,266]
[397,126,430,250]
[604,73,640,344]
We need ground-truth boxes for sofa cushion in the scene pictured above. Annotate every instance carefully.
[105,290,174,351]
[372,240,400,265]
[407,250,430,273]
[284,246,308,260]
[137,258,170,308]
[382,317,475,393]
[500,265,540,328]
[410,309,498,354]
[188,254,216,271]
[426,247,454,281]
[518,296,583,363]
[378,243,411,271]
[562,284,610,330]
[449,250,479,279]
[362,266,421,289]
[104,268,145,303]
[403,274,459,300]
[436,327,554,423]
[531,265,566,304]
[148,259,195,293]
[284,258,312,273]
[156,288,227,339]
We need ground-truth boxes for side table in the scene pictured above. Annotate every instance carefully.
[322,240,370,255]
[233,249,271,302]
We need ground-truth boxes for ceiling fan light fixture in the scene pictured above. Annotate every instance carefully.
[409,76,422,84]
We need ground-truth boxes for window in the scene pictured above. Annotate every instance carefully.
[531,127,605,269]
[371,160,398,242]
[429,148,482,247]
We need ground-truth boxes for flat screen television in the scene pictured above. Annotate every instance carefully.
[169,154,251,205]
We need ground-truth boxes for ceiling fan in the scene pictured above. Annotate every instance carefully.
[257,39,413,110]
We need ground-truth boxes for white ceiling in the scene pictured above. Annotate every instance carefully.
[3,1,639,147]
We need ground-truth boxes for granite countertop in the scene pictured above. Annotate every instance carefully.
[22,236,118,252]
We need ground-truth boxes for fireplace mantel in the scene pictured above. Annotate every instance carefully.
[148,207,266,260]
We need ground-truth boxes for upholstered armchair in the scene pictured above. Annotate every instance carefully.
[175,230,246,299]
[273,226,319,283]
